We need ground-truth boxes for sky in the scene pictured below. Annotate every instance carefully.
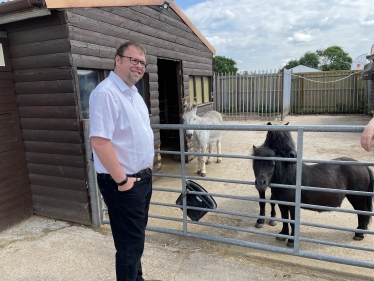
[1,0,372,71]
[173,0,374,72]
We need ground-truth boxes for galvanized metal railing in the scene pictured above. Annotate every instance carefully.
[84,121,374,269]
[213,70,285,120]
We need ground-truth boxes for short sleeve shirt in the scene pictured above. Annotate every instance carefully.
[89,71,154,174]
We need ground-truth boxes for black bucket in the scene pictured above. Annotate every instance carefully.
[175,180,217,221]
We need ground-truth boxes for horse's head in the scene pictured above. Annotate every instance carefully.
[182,97,198,140]
[252,145,276,192]
[264,122,297,161]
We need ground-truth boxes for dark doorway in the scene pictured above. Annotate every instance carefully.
[157,59,182,153]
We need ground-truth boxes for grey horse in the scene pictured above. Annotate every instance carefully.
[182,98,223,177]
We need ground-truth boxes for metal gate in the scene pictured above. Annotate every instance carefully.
[213,70,284,120]
[84,121,374,269]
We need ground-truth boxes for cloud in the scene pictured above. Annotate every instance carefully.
[179,0,374,71]
[361,19,374,26]
[287,31,313,43]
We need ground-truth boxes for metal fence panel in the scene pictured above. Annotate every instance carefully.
[213,70,367,119]
[213,71,282,120]
[85,121,374,269]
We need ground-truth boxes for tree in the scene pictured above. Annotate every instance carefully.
[283,59,299,70]
[316,46,352,71]
[213,55,238,74]
[299,52,319,69]
[282,46,352,72]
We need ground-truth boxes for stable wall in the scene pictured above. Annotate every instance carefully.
[0,34,33,231]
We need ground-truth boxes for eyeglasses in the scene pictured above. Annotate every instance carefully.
[118,55,147,68]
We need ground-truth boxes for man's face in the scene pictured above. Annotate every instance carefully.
[115,45,146,87]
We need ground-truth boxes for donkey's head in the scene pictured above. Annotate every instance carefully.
[182,98,198,139]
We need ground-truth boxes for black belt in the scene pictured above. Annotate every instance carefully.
[97,168,151,180]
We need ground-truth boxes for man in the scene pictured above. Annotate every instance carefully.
[361,118,374,152]
[89,41,157,281]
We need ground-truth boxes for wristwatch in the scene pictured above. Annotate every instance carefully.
[116,176,128,186]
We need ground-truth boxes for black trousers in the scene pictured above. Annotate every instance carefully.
[97,170,152,281]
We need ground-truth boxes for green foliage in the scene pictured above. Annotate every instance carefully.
[316,46,352,71]
[213,55,238,74]
[283,59,299,70]
[299,52,319,69]
[283,46,352,71]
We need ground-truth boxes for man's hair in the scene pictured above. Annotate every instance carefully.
[114,41,147,57]
[114,41,147,67]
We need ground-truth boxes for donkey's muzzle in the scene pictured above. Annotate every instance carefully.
[186,133,192,140]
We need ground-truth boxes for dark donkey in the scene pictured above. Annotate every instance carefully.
[255,122,297,228]
[252,125,373,248]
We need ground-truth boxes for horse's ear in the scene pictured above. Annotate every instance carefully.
[267,122,272,125]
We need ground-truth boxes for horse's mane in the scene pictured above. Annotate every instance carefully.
[264,130,296,151]
[252,145,276,157]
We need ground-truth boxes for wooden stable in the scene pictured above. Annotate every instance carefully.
[0,0,215,229]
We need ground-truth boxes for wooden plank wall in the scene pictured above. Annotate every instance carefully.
[0,35,33,231]
[64,5,214,171]
[5,11,91,225]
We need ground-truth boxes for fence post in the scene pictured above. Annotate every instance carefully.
[82,119,102,228]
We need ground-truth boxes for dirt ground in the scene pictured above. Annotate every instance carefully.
[146,114,374,275]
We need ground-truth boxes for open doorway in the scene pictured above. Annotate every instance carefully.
[158,58,182,156]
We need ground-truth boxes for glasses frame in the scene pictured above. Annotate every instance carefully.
[118,55,147,68]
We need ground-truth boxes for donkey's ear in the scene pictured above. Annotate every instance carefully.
[284,122,289,125]
[267,122,272,125]
[192,97,197,110]
[253,145,257,149]
[182,98,189,112]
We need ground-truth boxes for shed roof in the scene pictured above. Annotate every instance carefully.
[0,0,216,55]
[290,65,320,73]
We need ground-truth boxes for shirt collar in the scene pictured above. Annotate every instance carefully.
[109,71,138,94]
